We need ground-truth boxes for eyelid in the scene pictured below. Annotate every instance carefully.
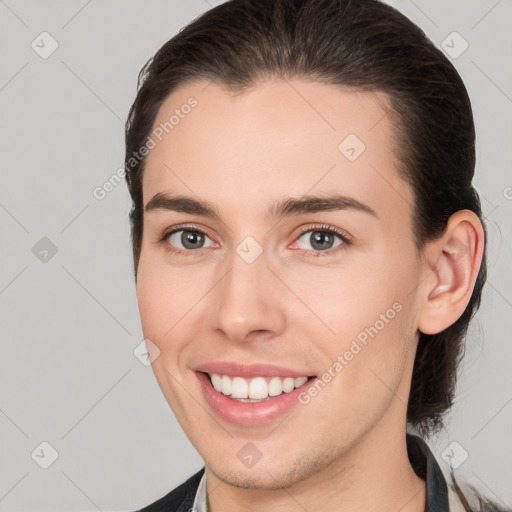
[158,222,212,238]
[293,223,352,243]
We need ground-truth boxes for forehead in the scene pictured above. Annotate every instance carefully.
[142,78,413,224]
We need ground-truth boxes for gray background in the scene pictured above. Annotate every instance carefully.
[0,0,510,510]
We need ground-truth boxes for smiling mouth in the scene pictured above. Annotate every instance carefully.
[202,372,315,402]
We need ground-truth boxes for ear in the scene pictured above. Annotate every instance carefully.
[417,209,485,335]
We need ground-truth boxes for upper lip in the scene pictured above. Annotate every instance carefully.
[194,361,314,378]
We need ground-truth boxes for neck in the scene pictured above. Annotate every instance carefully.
[205,420,426,512]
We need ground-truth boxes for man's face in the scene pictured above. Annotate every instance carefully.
[136,79,424,488]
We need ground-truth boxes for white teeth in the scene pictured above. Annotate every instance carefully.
[207,373,310,400]
[231,377,249,399]
[221,375,232,395]
[282,377,295,393]
[295,376,308,387]
[268,376,283,396]
[211,373,222,392]
[248,377,268,399]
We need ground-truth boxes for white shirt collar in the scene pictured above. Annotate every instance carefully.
[191,471,208,511]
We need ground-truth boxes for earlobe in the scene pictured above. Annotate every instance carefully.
[417,210,484,336]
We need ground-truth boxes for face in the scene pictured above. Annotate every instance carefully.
[136,78,424,489]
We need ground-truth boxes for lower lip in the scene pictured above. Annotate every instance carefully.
[196,371,316,427]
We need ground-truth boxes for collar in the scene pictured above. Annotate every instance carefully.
[192,433,451,511]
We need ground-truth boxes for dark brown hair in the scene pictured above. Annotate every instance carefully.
[124,1,506,509]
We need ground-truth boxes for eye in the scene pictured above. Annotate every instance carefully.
[158,223,352,257]
[159,226,216,255]
[292,224,351,256]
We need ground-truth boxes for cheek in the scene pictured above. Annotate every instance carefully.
[294,254,416,385]
[135,255,220,380]
[135,265,197,411]
[288,258,406,339]
[136,251,199,327]
[136,261,190,355]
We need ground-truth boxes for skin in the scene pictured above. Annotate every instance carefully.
[135,78,484,512]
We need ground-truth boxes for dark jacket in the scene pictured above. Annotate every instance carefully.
[135,434,454,511]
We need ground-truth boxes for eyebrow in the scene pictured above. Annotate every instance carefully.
[144,192,377,220]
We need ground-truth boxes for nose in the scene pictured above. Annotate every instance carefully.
[210,247,286,344]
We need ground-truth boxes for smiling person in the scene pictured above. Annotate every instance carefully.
[124,1,507,511]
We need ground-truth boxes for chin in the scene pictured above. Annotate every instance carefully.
[205,449,330,491]
[209,464,302,490]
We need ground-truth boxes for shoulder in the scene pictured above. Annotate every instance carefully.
[134,467,205,512]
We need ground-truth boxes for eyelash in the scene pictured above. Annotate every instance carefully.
[157,223,352,258]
